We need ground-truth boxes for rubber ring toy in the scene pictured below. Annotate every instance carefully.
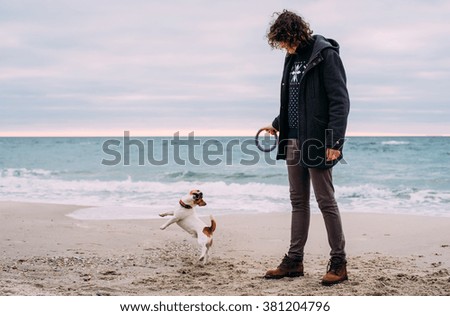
[255,128,278,152]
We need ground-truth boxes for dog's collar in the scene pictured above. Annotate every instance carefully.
[179,200,192,209]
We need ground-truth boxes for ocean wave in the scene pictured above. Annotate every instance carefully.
[0,175,289,212]
[163,170,281,181]
[1,173,450,219]
[336,184,450,215]
[381,140,410,145]
[0,168,58,178]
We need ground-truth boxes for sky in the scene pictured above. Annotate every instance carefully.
[1,0,450,136]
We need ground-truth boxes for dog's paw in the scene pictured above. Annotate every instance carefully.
[159,213,165,217]
[159,225,166,230]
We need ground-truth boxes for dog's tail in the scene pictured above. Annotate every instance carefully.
[203,215,216,237]
[209,215,216,233]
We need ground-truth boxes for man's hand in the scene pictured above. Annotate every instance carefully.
[326,148,341,161]
[260,125,278,136]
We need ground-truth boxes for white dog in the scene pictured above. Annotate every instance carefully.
[159,190,216,264]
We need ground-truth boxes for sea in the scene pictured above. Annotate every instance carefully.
[1,136,449,219]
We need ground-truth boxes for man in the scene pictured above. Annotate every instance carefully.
[261,10,350,285]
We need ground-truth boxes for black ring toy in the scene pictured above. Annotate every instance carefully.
[255,128,278,152]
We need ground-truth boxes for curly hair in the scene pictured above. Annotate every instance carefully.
[266,10,313,50]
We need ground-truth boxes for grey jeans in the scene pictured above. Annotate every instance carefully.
[286,139,346,261]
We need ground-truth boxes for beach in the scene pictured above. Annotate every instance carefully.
[1,201,449,296]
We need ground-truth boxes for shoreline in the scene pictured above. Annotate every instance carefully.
[1,201,449,295]
[3,198,450,221]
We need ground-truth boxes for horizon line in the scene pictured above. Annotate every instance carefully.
[2,127,450,137]
[0,132,449,138]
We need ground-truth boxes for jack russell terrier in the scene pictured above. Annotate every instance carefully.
[159,190,216,264]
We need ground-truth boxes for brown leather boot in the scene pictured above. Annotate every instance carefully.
[321,257,348,286]
[264,255,304,279]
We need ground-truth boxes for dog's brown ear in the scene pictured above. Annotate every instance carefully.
[195,199,206,206]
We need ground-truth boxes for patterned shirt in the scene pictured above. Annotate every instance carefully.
[288,61,307,129]
[286,41,314,138]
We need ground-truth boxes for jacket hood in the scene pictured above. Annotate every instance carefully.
[311,34,340,56]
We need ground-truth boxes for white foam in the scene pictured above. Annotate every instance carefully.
[0,169,290,218]
[381,140,410,145]
[1,168,449,219]
[1,168,55,178]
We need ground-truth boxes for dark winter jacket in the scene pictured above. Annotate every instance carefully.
[272,35,350,169]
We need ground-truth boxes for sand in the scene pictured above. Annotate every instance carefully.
[0,201,449,296]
